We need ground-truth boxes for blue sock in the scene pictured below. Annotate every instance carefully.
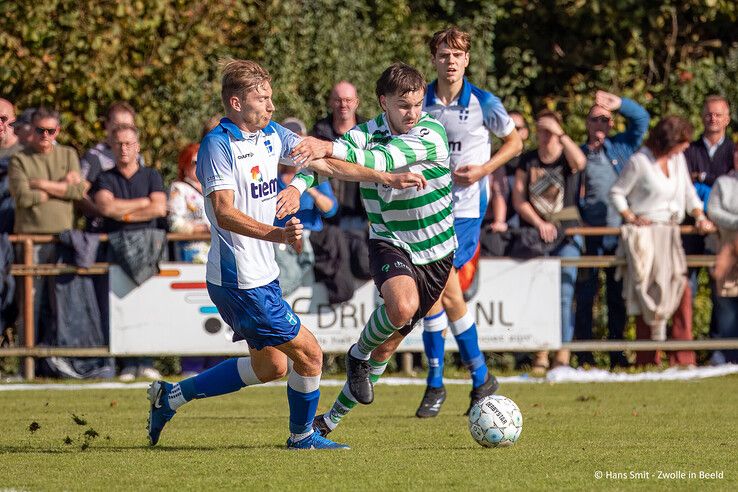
[179,358,248,401]
[286,371,321,437]
[423,311,448,388]
[451,313,488,388]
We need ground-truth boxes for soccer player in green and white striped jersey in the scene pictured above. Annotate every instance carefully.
[282,63,456,438]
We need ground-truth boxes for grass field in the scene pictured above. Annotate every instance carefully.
[1,376,736,491]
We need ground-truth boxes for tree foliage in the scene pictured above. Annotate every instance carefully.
[1,0,737,181]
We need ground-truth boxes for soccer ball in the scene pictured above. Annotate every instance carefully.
[468,395,523,447]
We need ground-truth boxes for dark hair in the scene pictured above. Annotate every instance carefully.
[429,27,471,56]
[644,116,693,158]
[107,101,136,121]
[31,106,60,124]
[375,62,426,99]
[535,109,563,127]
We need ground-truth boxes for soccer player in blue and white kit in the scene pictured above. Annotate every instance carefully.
[146,59,425,449]
[415,27,523,417]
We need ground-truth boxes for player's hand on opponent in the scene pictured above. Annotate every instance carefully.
[453,165,486,186]
[386,172,427,191]
[275,186,301,220]
[290,137,333,167]
[282,217,304,253]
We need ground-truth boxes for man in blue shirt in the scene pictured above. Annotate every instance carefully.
[575,90,649,367]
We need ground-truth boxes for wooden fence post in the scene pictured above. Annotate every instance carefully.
[23,237,35,380]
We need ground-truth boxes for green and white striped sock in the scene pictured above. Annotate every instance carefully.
[354,305,400,359]
[325,358,389,430]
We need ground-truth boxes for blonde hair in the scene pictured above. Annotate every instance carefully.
[220,59,272,109]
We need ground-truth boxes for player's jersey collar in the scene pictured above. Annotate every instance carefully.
[219,117,276,142]
[426,78,473,108]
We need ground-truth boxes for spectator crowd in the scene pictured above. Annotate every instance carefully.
[0,82,736,380]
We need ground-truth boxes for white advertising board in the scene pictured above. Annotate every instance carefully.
[110,259,561,355]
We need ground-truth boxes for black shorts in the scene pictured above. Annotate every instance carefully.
[368,239,453,336]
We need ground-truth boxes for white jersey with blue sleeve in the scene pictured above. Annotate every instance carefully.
[196,118,302,289]
[423,78,515,218]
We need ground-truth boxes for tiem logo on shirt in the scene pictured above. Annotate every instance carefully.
[250,165,278,199]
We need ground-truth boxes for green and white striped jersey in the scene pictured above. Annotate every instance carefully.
[332,112,456,265]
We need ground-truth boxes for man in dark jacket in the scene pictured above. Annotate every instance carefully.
[684,95,734,343]
[311,81,367,229]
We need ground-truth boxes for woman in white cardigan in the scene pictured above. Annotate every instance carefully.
[609,116,715,366]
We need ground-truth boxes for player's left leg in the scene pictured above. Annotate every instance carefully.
[416,297,449,418]
[314,330,404,437]
[441,267,498,415]
[147,351,287,446]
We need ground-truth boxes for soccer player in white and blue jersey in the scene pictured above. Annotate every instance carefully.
[146,59,424,450]
[416,28,523,417]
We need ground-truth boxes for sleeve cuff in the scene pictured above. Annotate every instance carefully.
[290,176,309,195]
[332,141,348,160]
[496,117,516,138]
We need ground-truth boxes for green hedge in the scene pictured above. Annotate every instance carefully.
[3,0,737,182]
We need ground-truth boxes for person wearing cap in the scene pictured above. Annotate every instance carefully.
[8,107,37,148]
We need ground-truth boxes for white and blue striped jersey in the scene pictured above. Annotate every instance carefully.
[423,78,515,218]
[196,118,301,289]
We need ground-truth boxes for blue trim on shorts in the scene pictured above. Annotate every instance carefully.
[424,309,446,321]
[453,216,483,269]
[206,279,301,350]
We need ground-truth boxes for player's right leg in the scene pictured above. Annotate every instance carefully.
[313,274,419,436]
[346,274,419,404]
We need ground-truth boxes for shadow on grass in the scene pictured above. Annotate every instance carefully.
[0,443,286,454]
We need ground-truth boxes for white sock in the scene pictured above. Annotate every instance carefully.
[291,429,314,442]
[168,383,187,411]
[350,343,370,361]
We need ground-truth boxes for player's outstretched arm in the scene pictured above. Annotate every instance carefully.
[274,161,426,220]
[210,189,302,247]
[308,158,427,189]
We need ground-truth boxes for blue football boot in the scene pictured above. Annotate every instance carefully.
[147,380,176,446]
[286,431,349,450]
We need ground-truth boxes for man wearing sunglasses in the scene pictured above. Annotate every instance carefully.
[574,90,650,368]
[8,107,85,235]
[8,107,86,346]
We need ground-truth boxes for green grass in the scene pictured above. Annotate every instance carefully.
[1,376,737,491]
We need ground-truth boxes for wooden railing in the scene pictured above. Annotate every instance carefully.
[2,227,736,381]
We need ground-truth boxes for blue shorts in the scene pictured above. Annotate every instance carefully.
[453,216,484,269]
[206,279,301,351]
